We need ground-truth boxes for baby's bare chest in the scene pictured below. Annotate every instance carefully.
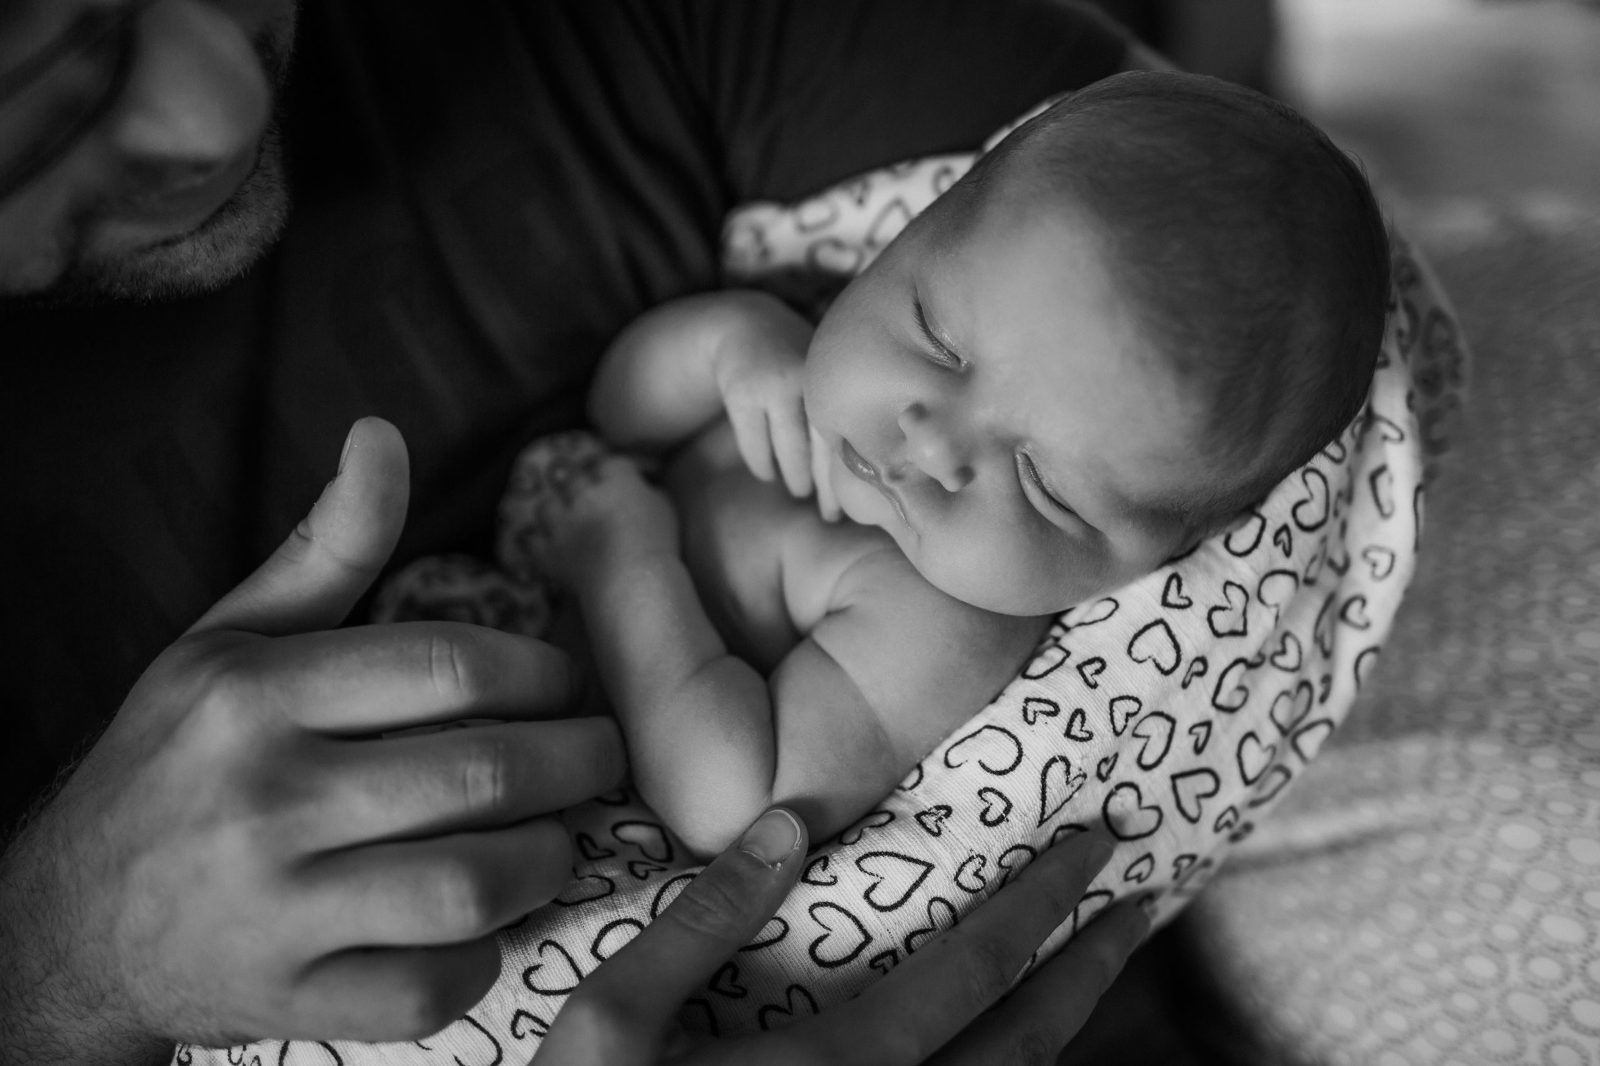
[663,424,884,671]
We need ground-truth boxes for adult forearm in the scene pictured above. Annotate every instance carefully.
[0,805,171,1066]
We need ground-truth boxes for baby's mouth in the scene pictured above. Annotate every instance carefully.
[840,438,910,527]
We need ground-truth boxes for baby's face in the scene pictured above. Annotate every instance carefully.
[804,184,1233,616]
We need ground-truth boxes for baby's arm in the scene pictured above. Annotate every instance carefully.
[588,290,818,496]
[537,454,791,856]
[542,462,1041,854]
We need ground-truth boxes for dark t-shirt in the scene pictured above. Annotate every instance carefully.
[0,0,1127,822]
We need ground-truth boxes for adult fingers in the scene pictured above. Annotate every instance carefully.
[534,808,807,1065]
[726,405,777,482]
[302,717,625,846]
[287,937,502,1042]
[768,399,813,499]
[787,829,1117,1065]
[294,816,575,948]
[256,621,581,732]
[927,901,1150,1066]
[191,417,409,638]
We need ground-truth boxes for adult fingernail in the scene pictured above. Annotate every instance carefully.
[1085,838,1115,874]
[337,421,358,475]
[739,808,802,868]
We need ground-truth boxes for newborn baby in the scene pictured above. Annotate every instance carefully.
[517,71,1391,857]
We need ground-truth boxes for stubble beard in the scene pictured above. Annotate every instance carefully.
[2,12,298,310]
[49,121,293,306]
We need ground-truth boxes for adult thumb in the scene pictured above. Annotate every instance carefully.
[535,808,808,1065]
[189,417,410,637]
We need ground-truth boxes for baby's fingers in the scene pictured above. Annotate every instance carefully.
[727,405,777,483]
[811,425,841,521]
[768,397,813,499]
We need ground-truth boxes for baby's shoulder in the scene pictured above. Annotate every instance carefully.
[804,550,1049,760]
[821,547,1045,664]
[777,516,901,630]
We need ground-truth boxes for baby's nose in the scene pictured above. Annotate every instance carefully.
[895,403,974,493]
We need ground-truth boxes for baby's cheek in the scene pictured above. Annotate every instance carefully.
[1015,534,1117,613]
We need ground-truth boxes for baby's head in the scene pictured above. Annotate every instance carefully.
[803,71,1390,615]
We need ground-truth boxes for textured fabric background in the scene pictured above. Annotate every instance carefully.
[1175,202,1600,1065]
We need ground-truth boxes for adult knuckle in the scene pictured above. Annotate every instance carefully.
[760,1032,821,1066]
[526,811,574,853]
[662,870,748,947]
[229,761,311,847]
[160,631,228,680]
[520,822,576,905]
[189,647,245,712]
[188,650,267,740]
[432,860,497,938]
[1004,1025,1059,1066]
[385,971,467,1040]
[870,1024,924,1065]
[459,736,510,817]
[1081,937,1127,992]
[428,630,479,704]
[549,993,626,1048]
[960,934,1022,1008]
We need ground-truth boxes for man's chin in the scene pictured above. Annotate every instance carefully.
[21,131,290,309]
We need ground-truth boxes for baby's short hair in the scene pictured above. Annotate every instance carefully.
[972,71,1391,534]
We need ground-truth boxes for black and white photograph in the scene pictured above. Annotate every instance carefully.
[1,1,1597,1063]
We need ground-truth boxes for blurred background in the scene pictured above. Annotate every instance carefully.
[1094,0,1600,211]
[1069,3,1600,1063]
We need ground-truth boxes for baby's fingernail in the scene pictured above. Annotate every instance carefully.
[1085,838,1115,874]
[739,808,802,868]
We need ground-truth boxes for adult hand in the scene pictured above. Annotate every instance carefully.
[0,418,625,1065]
[536,809,1146,1065]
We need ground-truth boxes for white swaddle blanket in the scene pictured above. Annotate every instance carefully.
[180,104,1461,1066]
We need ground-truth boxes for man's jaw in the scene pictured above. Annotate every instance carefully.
[8,121,289,309]
[0,15,298,308]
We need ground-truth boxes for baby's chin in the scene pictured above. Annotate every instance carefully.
[917,559,1080,618]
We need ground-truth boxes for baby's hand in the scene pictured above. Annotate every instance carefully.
[810,423,841,522]
[715,337,815,500]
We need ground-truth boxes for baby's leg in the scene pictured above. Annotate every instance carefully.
[498,432,672,588]
[497,432,683,720]
[497,432,779,857]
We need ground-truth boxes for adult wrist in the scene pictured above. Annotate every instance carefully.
[0,801,167,1066]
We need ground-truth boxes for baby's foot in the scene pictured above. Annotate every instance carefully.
[373,553,553,637]
[498,431,678,588]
